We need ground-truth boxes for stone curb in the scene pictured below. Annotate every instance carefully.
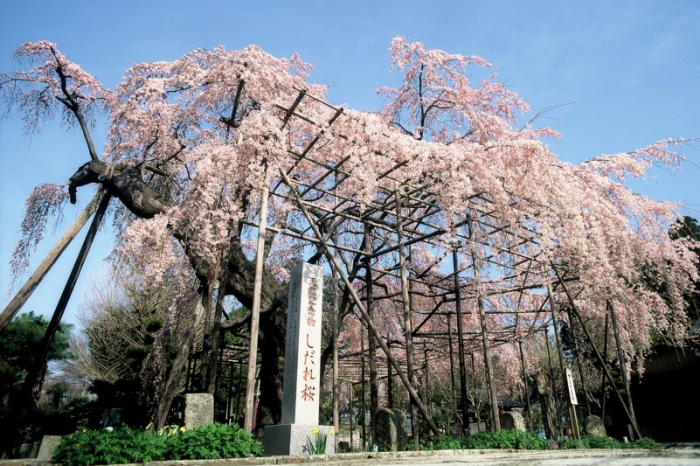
[1,448,698,466]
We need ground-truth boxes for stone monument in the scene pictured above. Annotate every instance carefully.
[185,393,214,429]
[264,262,335,455]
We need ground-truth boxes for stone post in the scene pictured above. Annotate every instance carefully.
[264,262,335,455]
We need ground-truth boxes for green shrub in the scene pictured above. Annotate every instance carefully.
[424,429,547,451]
[425,430,662,452]
[559,435,662,450]
[464,430,547,450]
[629,437,662,450]
[52,426,167,466]
[165,423,262,460]
[52,423,261,466]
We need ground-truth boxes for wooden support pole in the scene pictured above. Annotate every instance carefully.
[546,281,580,439]
[551,266,642,440]
[332,260,340,449]
[396,188,420,449]
[477,292,500,432]
[276,162,441,436]
[387,336,394,409]
[447,313,458,425]
[0,190,107,332]
[243,185,269,434]
[452,250,470,430]
[466,221,500,432]
[364,226,379,445]
[608,300,639,437]
[21,192,111,401]
[601,314,609,421]
[361,332,367,448]
[518,340,533,432]
[567,308,592,417]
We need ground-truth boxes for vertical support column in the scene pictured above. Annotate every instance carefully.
[476,292,500,432]
[387,336,394,409]
[244,185,269,433]
[332,263,340,450]
[567,308,592,417]
[518,340,533,432]
[364,226,378,446]
[546,281,580,439]
[395,188,420,449]
[447,313,458,424]
[467,219,499,432]
[452,249,470,431]
[361,332,367,449]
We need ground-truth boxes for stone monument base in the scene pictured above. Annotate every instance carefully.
[263,424,335,456]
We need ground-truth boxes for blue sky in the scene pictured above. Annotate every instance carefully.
[1,0,699,326]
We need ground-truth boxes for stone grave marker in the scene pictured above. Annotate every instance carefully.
[375,408,408,451]
[264,262,335,456]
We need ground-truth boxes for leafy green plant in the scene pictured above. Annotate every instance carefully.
[305,427,328,454]
[423,429,547,451]
[52,423,261,466]
[464,430,548,450]
[165,423,262,459]
[559,435,662,450]
[52,426,167,466]
[629,437,662,450]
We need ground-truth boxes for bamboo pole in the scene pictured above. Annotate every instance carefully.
[243,184,269,433]
[0,190,106,332]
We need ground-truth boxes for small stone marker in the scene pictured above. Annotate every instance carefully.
[184,393,214,429]
[375,408,408,451]
[37,435,62,461]
[584,415,607,437]
[264,262,335,456]
[499,411,526,431]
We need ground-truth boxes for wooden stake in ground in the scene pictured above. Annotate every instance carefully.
[244,184,269,433]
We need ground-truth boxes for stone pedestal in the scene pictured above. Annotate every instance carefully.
[264,262,333,456]
[185,392,214,429]
[264,424,335,455]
